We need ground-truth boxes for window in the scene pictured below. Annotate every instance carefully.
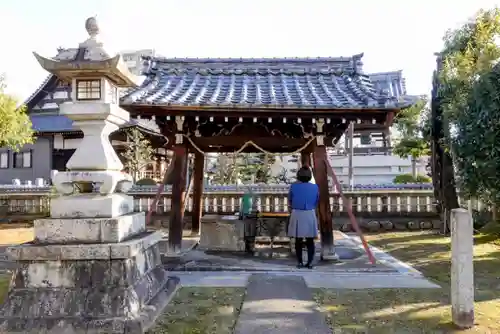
[110,85,118,104]
[76,79,101,100]
[13,151,32,168]
[0,152,8,169]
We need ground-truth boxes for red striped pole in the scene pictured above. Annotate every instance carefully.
[145,159,174,226]
[325,159,376,265]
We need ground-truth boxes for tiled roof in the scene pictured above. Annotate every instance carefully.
[24,75,55,106]
[121,55,413,109]
[30,114,161,135]
[30,115,74,132]
[369,71,407,97]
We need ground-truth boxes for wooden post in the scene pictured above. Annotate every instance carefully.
[347,122,354,189]
[168,145,187,252]
[300,152,311,167]
[191,151,205,234]
[313,144,337,260]
[451,208,474,329]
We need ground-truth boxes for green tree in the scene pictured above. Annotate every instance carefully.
[210,153,239,185]
[210,152,278,184]
[0,76,34,150]
[254,153,276,183]
[438,7,500,226]
[121,128,155,182]
[392,99,430,178]
[393,173,431,184]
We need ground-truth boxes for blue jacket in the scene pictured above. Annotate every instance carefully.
[288,182,319,211]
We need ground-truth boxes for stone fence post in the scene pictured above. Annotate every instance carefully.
[450,208,474,329]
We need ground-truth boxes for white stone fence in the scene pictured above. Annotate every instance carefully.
[0,184,487,221]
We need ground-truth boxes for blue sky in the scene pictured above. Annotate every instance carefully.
[1,0,499,101]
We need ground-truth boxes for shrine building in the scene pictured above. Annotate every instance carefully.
[117,55,417,254]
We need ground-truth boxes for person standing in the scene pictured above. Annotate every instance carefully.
[287,167,319,269]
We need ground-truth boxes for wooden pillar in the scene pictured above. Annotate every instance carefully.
[152,157,157,174]
[169,116,188,251]
[347,122,354,189]
[313,144,335,259]
[300,152,311,167]
[169,145,187,251]
[191,151,205,234]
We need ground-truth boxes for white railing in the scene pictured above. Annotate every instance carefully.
[0,183,487,217]
[137,171,162,181]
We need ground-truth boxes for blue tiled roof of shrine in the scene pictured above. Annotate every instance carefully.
[30,115,74,132]
[121,55,415,109]
[29,114,161,135]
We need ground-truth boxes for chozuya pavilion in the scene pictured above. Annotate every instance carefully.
[0,17,415,333]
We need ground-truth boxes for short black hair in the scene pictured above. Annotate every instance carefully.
[297,166,312,183]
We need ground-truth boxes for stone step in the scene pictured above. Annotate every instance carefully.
[234,274,331,334]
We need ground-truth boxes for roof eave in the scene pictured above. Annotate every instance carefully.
[122,103,403,113]
[33,52,138,87]
[34,124,164,138]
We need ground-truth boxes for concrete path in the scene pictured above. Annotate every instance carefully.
[171,231,441,289]
[234,274,331,334]
[174,270,441,289]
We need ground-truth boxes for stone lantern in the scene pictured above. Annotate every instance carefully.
[0,17,178,333]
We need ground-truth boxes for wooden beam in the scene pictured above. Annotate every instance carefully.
[168,145,188,252]
[191,151,205,234]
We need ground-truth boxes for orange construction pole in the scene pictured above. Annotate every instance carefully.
[325,159,376,265]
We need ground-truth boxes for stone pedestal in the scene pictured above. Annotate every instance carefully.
[0,212,179,333]
[320,242,340,261]
[199,215,246,251]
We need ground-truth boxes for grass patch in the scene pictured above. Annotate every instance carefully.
[0,275,10,303]
[314,231,500,333]
[148,287,245,334]
[314,288,498,333]
[365,231,500,289]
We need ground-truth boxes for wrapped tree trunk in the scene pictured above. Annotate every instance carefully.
[431,55,460,234]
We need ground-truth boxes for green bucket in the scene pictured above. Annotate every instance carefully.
[241,193,252,216]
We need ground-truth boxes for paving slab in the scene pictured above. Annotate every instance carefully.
[343,232,424,275]
[178,271,251,287]
[163,242,395,273]
[174,271,441,289]
[234,274,331,334]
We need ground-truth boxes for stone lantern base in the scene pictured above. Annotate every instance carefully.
[0,213,179,333]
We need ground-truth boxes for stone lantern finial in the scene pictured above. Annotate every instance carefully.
[85,16,100,38]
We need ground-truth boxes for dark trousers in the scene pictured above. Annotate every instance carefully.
[295,237,315,265]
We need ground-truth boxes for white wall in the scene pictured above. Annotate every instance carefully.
[277,154,428,185]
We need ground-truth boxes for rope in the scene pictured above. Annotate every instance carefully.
[183,134,316,157]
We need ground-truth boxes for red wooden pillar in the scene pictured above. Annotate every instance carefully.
[168,145,188,252]
[300,152,312,168]
[312,144,336,260]
[191,151,205,234]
